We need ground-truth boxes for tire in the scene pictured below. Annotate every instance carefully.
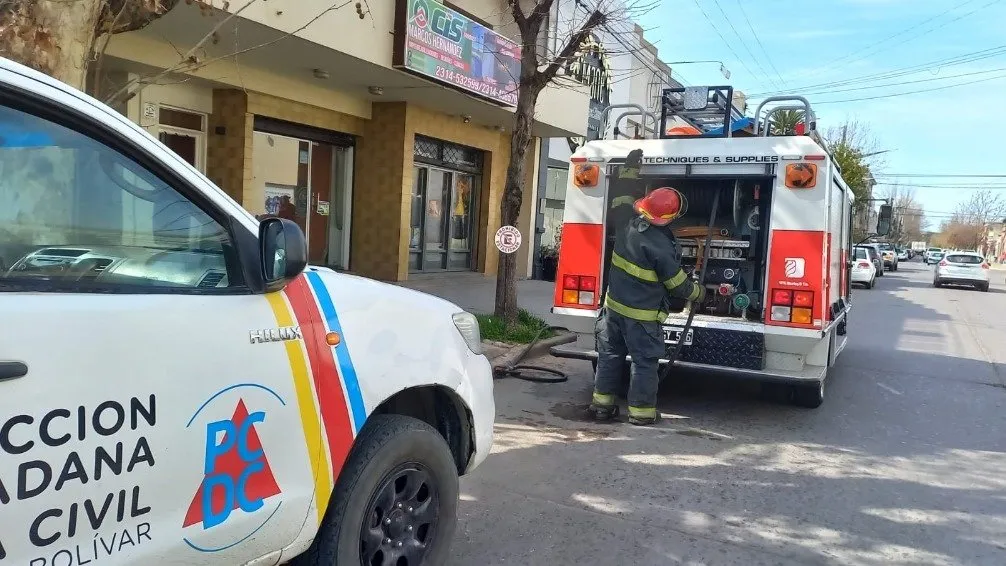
[793,380,825,408]
[892,262,898,272]
[293,414,459,566]
[980,282,990,292]
[933,278,942,288]
[868,276,875,289]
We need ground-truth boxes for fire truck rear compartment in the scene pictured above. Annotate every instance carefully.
[603,176,773,323]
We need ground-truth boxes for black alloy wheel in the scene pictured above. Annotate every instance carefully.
[361,463,440,566]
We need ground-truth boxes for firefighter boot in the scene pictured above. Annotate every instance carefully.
[588,392,620,422]
[627,406,660,426]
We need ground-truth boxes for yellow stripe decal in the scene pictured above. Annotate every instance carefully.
[266,291,332,524]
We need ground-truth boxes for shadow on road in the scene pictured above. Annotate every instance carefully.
[452,261,1006,564]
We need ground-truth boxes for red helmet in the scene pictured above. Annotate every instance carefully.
[634,187,686,226]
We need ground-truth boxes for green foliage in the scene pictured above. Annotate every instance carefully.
[830,141,872,209]
[769,110,805,136]
[475,309,555,344]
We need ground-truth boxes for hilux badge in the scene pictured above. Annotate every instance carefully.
[249,326,302,344]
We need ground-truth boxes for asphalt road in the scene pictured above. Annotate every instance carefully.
[449,259,1006,566]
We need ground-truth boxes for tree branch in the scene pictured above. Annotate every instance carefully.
[537,9,604,88]
[103,0,262,105]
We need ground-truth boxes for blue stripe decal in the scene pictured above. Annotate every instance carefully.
[306,271,367,433]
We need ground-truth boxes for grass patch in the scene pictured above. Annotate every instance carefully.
[475,309,556,344]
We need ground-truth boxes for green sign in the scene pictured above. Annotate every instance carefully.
[394,0,521,107]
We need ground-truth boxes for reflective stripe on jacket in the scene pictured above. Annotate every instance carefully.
[605,216,702,322]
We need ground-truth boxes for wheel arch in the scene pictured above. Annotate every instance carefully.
[369,385,474,475]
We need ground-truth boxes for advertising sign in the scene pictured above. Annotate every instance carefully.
[393,0,521,107]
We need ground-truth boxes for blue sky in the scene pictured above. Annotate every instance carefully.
[646,0,1006,231]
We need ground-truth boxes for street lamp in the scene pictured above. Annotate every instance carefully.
[666,60,731,80]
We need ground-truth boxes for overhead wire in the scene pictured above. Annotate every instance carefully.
[747,43,1006,98]
[690,0,762,87]
[820,0,1003,73]
[735,0,787,88]
[810,72,1006,104]
[710,0,780,89]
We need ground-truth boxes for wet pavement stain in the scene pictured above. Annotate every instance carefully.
[549,400,603,424]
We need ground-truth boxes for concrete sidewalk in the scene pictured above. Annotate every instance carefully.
[397,273,564,325]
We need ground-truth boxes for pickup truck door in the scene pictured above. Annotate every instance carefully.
[0,75,318,564]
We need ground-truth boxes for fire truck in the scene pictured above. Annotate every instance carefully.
[549,87,891,408]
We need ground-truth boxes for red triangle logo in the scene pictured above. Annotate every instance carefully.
[183,399,282,528]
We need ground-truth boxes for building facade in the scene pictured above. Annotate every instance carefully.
[97,0,590,281]
[530,2,679,278]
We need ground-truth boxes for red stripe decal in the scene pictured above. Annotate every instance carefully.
[284,276,354,477]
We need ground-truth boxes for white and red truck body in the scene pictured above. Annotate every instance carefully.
[549,135,857,391]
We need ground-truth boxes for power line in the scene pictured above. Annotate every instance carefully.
[690,0,761,86]
[735,0,786,88]
[812,72,1006,104]
[747,43,1006,98]
[824,0,1005,73]
[710,0,779,89]
[785,66,1006,97]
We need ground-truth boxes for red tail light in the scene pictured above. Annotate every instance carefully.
[939,260,948,267]
[771,289,792,305]
[561,274,596,306]
[982,262,990,270]
[770,288,814,325]
[857,261,872,269]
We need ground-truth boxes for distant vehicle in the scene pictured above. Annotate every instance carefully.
[852,246,878,288]
[924,247,942,264]
[911,241,927,253]
[934,251,990,291]
[861,244,885,276]
[926,249,945,265]
[896,248,909,261]
[876,243,899,271]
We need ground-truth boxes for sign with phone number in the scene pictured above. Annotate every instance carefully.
[394,0,521,107]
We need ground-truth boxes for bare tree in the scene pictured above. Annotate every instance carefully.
[0,0,181,90]
[883,184,925,245]
[494,0,652,324]
[940,190,1006,251]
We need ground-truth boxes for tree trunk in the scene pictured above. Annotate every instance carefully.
[494,83,540,325]
[0,0,106,89]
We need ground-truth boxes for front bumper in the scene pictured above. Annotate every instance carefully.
[459,354,495,474]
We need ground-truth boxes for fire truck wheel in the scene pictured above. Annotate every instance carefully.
[792,380,825,409]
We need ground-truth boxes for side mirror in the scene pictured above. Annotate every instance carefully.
[259,218,307,292]
[875,204,893,236]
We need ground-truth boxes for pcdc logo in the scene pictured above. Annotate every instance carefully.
[182,384,286,552]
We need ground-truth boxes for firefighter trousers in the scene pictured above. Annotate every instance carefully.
[593,308,665,413]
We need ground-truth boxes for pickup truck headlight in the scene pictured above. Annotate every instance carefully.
[452,312,483,355]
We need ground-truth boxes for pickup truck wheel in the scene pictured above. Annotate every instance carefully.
[295,414,458,566]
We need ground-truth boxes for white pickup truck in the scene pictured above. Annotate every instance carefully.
[0,57,495,565]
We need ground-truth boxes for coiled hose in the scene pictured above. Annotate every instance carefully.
[492,324,570,383]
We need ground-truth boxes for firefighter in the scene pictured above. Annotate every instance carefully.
[590,187,706,426]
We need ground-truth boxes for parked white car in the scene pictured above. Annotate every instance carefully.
[933,251,991,291]
[852,246,878,288]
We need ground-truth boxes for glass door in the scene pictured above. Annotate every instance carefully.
[448,173,475,270]
[422,168,450,271]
